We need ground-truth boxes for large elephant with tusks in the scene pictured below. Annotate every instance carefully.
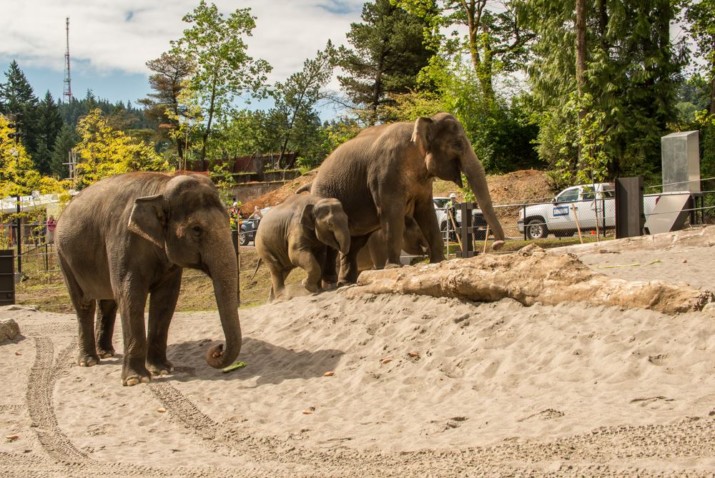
[309,112,505,285]
[56,172,241,386]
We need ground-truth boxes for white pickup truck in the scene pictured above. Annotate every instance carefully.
[517,183,685,239]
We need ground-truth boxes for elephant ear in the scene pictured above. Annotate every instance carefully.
[411,117,433,157]
[128,194,167,248]
[300,203,316,231]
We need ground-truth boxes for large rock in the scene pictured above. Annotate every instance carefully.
[348,245,713,315]
[0,319,20,343]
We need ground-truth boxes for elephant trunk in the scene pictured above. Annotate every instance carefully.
[336,228,351,255]
[203,236,242,369]
[460,146,505,241]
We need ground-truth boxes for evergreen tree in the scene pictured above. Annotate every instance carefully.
[526,0,686,185]
[338,0,433,124]
[34,91,64,175]
[140,52,194,160]
[0,61,40,166]
[50,124,78,179]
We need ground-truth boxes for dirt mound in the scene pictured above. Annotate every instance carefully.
[240,170,317,215]
[242,168,551,212]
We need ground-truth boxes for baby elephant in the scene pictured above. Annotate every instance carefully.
[256,194,350,300]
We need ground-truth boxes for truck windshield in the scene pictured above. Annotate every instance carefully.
[556,188,579,202]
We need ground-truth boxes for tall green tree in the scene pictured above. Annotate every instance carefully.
[73,109,167,189]
[34,92,64,175]
[0,61,40,168]
[272,42,337,167]
[170,1,272,168]
[50,124,79,179]
[338,0,433,124]
[397,0,534,102]
[526,0,686,186]
[140,52,194,161]
[685,0,715,114]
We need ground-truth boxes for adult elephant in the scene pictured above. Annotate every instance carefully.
[255,193,350,300]
[310,112,505,284]
[56,172,241,386]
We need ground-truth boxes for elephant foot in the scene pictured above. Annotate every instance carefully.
[147,359,174,376]
[491,240,505,251]
[122,360,152,386]
[321,280,337,291]
[78,353,100,367]
[301,279,321,293]
[97,348,115,359]
[123,375,152,386]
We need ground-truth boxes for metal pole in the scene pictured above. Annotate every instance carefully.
[15,196,21,276]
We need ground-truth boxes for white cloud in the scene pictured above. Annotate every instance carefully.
[0,0,364,81]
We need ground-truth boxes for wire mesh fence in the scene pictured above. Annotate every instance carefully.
[5,178,715,309]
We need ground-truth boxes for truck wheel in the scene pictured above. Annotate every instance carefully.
[239,232,250,246]
[526,219,548,240]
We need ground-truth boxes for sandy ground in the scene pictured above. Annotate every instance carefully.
[1,227,715,477]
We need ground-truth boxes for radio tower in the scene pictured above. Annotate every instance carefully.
[63,17,72,102]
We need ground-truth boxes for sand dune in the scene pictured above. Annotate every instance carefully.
[1,227,715,476]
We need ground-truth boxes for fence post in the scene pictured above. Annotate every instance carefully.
[456,202,476,258]
[615,176,645,238]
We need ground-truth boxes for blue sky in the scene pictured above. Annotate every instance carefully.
[1,1,364,113]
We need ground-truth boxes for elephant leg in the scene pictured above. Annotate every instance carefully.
[267,263,288,301]
[292,249,322,293]
[338,235,370,285]
[146,270,182,376]
[322,247,338,287]
[414,198,445,263]
[118,287,151,386]
[59,255,99,367]
[95,299,117,358]
[382,216,405,267]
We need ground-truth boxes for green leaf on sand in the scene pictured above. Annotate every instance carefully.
[222,361,248,373]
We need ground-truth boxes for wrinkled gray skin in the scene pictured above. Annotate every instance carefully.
[357,216,428,271]
[255,193,350,300]
[311,112,505,284]
[56,172,241,386]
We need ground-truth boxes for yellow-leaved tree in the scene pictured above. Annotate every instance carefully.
[1,115,69,197]
[74,109,169,189]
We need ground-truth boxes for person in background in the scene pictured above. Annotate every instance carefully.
[249,205,263,220]
[46,215,57,244]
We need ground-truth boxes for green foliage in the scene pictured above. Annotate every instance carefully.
[526,0,686,182]
[397,0,535,102]
[417,57,539,174]
[0,115,68,197]
[338,0,433,124]
[271,42,337,168]
[170,1,272,163]
[74,109,168,189]
[141,52,195,162]
[685,0,715,73]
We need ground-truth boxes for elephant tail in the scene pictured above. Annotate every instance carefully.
[250,258,262,282]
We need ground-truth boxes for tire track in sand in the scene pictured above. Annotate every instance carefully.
[26,336,90,464]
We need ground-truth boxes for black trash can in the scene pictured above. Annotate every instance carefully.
[0,249,15,305]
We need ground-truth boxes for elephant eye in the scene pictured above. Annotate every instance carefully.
[192,225,203,237]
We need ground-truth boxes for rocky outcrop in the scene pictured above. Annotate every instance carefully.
[0,318,20,343]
